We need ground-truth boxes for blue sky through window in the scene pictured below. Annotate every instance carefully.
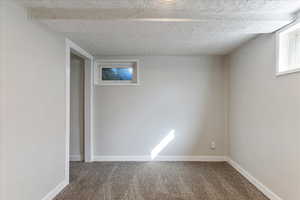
[102,67,133,80]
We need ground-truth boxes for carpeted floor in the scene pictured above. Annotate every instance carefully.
[54,162,269,200]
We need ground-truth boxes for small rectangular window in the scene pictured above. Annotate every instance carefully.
[276,21,300,76]
[102,67,133,81]
[94,60,139,85]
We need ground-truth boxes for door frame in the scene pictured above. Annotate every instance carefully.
[65,39,94,183]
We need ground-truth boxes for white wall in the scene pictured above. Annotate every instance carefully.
[94,56,228,158]
[70,54,84,160]
[229,34,300,200]
[1,1,66,200]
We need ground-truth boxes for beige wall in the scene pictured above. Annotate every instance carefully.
[1,1,66,200]
[70,54,84,160]
[94,56,228,158]
[0,1,5,199]
[229,34,300,200]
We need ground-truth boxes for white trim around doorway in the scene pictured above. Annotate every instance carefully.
[65,38,94,184]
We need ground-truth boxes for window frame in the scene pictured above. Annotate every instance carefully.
[276,20,300,76]
[94,60,140,86]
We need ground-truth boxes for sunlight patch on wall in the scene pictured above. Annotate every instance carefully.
[151,130,175,160]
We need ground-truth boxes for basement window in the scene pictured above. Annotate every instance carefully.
[94,60,139,85]
[276,21,300,76]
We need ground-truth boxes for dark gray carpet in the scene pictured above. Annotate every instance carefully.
[54,162,269,200]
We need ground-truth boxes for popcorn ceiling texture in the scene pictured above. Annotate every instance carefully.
[17,0,300,13]
[38,21,280,55]
[17,0,300,55]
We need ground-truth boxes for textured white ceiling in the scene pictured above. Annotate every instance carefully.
[18,0,300,55]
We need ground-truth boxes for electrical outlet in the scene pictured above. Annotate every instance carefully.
[210,141,216,150]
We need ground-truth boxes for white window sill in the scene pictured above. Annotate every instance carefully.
[276,67,300,77]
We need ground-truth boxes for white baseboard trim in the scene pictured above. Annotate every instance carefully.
[92,155,227,162]
[227,159,282,200]
[41,179,68,200]
[70,154,83,161]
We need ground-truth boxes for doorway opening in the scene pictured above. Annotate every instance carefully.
[65,39,94,184]
[70,53,85,162]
